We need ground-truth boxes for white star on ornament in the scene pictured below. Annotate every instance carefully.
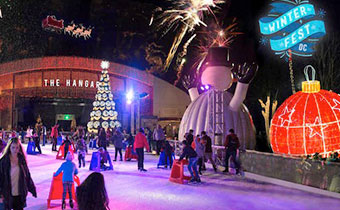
[278,106,295,126]
[311,25,316,30]
[264,27,268,31]
[306,117,328,138]
[332,99,340,111]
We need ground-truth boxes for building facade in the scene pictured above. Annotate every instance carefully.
[0,57,190,135]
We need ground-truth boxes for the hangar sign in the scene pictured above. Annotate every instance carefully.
[43,79,99,88]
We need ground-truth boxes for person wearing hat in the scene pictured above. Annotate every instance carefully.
[54,151,78,210]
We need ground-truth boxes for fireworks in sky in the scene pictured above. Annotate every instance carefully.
[205,19,242,48]
[153,0,225,72]
[194,19,242,74]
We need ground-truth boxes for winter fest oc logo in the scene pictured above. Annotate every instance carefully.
[259,0,326,58]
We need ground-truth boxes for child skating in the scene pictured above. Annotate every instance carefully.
[54,151,78,209]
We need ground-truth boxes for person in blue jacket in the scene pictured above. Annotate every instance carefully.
[54,151,78,210]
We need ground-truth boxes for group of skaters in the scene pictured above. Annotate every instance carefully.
[0,124,135,210]
[0,125,159,210]
[0,137,110,210]
[0,123,242,209]
[178,128,242,183]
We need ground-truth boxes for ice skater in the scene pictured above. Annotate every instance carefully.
[113,128,124,161]
[162,140,173,169]
[33,131,42,154]
[194,134,205,175]
[61,136,72,160]
[54,151,78,210]
[223,129,241,175]
[178,140,201,183]
[51,124,59,151]
[134,128,150,172]
[98,147,109,170]
[76,137,87,168]
[201,131,217,172]
[26,126,33,143]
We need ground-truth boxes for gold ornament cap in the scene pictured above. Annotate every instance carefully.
[302,81,320,93]
[302,65,320,93]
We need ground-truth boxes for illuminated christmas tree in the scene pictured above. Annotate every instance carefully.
[87,61,121,133]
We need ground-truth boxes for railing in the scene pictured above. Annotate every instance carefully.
[167,139,229,166]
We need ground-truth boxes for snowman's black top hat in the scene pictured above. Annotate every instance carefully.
[204,47,230,67]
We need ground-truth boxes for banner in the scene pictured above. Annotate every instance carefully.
[259,0,326,58]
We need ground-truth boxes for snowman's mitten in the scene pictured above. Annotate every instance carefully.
[233,62,258,84]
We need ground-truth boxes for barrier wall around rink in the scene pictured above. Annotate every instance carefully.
[240,150,340,193]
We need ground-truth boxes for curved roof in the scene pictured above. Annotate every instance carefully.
[0,56,154,86]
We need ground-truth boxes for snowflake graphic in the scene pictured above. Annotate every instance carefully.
[260,37,267,45]
[318,9,326,18]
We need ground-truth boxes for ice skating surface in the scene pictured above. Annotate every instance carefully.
[22,144,340,210]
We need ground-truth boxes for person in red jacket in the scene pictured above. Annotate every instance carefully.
[134,128,150,172]
[51,124,59,151]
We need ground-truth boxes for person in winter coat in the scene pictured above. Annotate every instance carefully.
[61,136,72,160]
[145,127,153,152]
[162,141,173,169]
[134,128,150,172]
[178,140,201,183]
[113,129,124,161]
[0,138,37,210]
[201,131,217,172]
[194,135,205,175]
[76,138,87,168]
[51,124,59,151]
[106,128,112,144]
[153,125,165,155]
[98,128,107,151]
[54,151,78,210]
[223,129,241,174]
[32,131,42,154]
[186,129,194,146]
[124,132,134,147]
[25,126,33,143]
[98,147,109,170]
[42,125,47,146]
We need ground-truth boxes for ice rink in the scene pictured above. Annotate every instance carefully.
[20,144,340,210]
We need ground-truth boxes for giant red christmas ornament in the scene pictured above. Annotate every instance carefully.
[270,65,340,156]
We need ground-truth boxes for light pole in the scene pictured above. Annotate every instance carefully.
[126,90,149,135]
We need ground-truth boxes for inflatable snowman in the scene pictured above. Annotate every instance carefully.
[179,47,257,149]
